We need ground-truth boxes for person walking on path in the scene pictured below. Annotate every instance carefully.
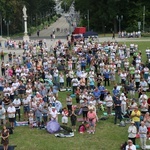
[112,31,115,39]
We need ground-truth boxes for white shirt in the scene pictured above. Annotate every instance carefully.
[3,87,11,96]
[22,98,30,106]
[72,78,79,86]
[125,144,136,150]
[105,95,113,107]
[9,87,15,95]
[128,125,137,138]
[7,106,16,118]
[50,110,57,120]
[13,99,21,109]
[12,82,19,90]
[120,95,127,104]
[0,107,6,119]
[26,89,32,96]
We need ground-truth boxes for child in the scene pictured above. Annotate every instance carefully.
[70,110,77,131]
[28,110,34,128]
[61,107,69,125]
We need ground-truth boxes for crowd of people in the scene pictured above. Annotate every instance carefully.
[118,31,141,38]
[0,35,150,149]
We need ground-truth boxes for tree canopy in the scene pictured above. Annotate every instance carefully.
[74,0,150,33]
[0,0,56,35]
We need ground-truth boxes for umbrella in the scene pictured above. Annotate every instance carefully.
[46,120,60,134]
[44,79,53,86]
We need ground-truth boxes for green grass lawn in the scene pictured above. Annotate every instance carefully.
[5,40,150,150]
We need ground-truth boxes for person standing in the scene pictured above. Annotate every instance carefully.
[1,62,5,76]
[139,121,147,150]
[125,140,136,150]
[0,105,6,126]
[105,92,113,116]
[143,112,150,139]
[128,121,137,145]
[70,109,77,131]
[22,95,30,121]
[71,76,79,94]
[1,125,9,150]
[66,94,72,111]
[0,50,4,61]
[103,68,110,86]
[131,107,141,133]
[7,103,16,129]
[112,31,115,39]
[114,96,122,124]
[13,97,21,121]
[87,109,97,134]
[37,30,40,37]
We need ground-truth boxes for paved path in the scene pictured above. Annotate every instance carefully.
[31,16,69,38]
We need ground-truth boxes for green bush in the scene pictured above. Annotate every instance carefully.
[141,33,150,37]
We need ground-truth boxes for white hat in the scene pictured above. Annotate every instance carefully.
[121,93,124,96]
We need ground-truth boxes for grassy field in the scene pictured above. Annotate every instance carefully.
[5,40,150,150]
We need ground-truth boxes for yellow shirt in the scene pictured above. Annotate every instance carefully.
[131,110,141,122]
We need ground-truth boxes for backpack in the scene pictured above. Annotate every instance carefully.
[120,141,127,150]
[78,125,86,133]
[119,121,126,127]
[7,127,13,134]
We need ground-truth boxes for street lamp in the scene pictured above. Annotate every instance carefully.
[84,10,90,31]
[116,15,123,32]
[64,2,67,13]
[0,12,2,37]
[143,6,145,33]
[3,19,11,37]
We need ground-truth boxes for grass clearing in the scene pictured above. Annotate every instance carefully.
[4,40,150,150]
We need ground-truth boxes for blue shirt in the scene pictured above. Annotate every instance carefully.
[98,86,105,94]
[76,70,82,77]
[93,90,101,98]
[103,71,110,79]
[112,89,119,96]
[26,62,32,69]
[81,60,86,67]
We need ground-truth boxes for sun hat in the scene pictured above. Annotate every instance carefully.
[131,121,135,124]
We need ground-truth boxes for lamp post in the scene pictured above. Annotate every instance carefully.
[87,10,89,31]
[4,19,11,37]
[143,5,145,33]
[64,2,67,13]
[116,15,123,32]
[0,12,2,37]
[84,10,90,31]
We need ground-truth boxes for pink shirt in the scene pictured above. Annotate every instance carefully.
[87,111,96,122]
